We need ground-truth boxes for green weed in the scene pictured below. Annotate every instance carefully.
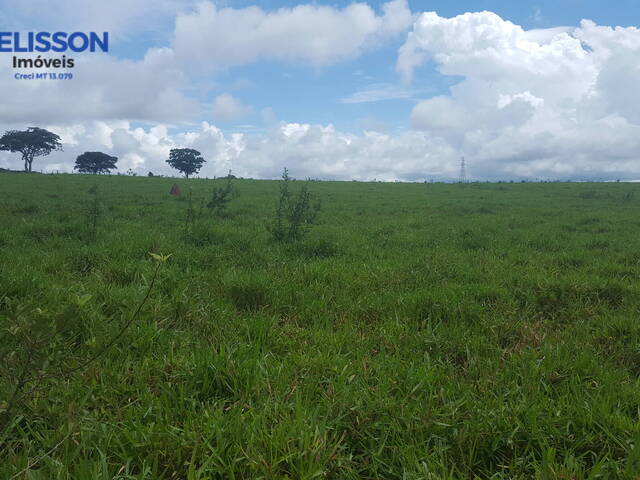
[268,168,321,242]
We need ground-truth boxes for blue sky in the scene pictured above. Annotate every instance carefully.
[100,2,450,134]
[1,0,640,181]
[103,0,640,135]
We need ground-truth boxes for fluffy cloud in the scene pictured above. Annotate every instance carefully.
[4,5,640,181]
[232,123,455,180]
[0,0,197,124]
[0,48,198,125]
[399,11,640,180]
[0,121,457,181]
[0,0,411,127]
[172,0,412,69]
[210,94,253,122]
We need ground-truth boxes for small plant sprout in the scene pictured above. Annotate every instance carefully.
[149,252,172,263]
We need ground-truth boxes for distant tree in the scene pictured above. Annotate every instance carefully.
[0,127,62,172]
[166,148,205,178]
[74,151,118,174]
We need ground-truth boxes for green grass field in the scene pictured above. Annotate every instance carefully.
[1,172,640,479]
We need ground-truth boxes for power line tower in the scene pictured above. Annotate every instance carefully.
[459,156,467,183]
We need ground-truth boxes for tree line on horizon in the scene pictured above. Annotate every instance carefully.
[0,126,207,178]
[3,126,627,184]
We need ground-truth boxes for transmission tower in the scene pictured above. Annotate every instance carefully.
[459,156,467,183]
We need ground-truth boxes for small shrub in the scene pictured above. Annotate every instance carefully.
[207,172,237,218]
[268,168,321,242]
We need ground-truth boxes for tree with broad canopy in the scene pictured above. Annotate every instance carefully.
[74,152,118,174]
[166,148,205,178]
[0,127,62,172]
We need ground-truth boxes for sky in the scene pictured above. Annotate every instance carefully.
[0,0,640,181]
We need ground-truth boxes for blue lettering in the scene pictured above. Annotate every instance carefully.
[13,32,27,52]
[35,32,51,52]
[67,32,88,52]
[90,32,108,52]
[0,31,109,52]
[51,32,67,52]
[0,32,10,52]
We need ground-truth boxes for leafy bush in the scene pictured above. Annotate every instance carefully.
[207,172,237,218]
[268,168,321,242]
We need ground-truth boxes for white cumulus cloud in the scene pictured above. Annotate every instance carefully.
[0,121,457,181]
[0,0,412,126]
[172,0,412,69]
[0,48,198,124]
[210,94,254,122]
[398,11,640,180]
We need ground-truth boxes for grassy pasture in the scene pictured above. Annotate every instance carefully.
[1,172,640,479]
